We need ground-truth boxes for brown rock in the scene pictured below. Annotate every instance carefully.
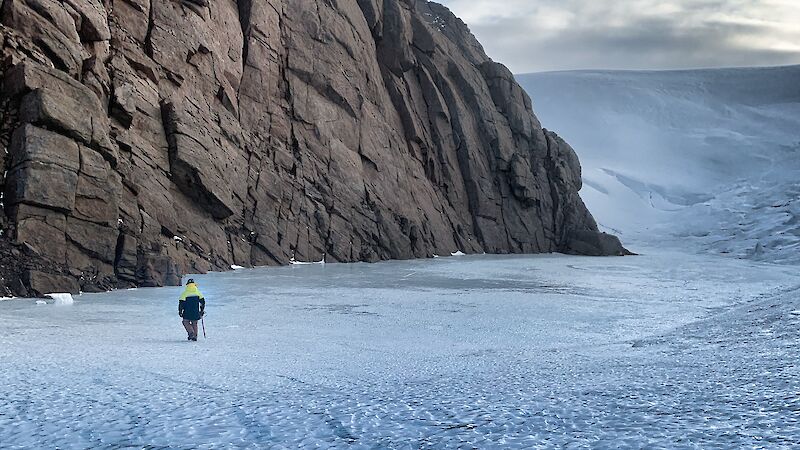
[161,97,247,220]
[110,83,137,128]
[12,204,68,264]
[73,147,121,226]
[23,269,80,296]
[115,234,138,282]
[7,124,80,171]
[5,126,79,213]
[63,0,110,42]
[137,253,181,288]
[2,61,87,99]
[20,88,115,162]
[65,217,118,264]
[6,160,79,214]
[565,231,633,257]
[1,0,85,76]
[0,0,627,297]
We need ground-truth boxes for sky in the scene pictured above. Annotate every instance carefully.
[437,0,800,74]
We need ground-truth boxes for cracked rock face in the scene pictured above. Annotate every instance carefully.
[0,0,627,295]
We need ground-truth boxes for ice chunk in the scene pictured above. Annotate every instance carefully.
[231,265,245,270]
[46,293,74,306]
[451,251,466,256]
[35,300,47,305]
[290,257,325,265]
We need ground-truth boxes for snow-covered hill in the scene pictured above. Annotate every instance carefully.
[518,66,800,263]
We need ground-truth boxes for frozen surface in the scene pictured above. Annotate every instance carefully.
[518,66,800,263]
[2,252,799,448]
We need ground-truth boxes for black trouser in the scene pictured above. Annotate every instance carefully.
[182,319,199,338]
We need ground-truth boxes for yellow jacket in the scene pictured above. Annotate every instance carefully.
[178,283,205,320]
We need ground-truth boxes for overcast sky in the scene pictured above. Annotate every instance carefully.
[438,0,800,73]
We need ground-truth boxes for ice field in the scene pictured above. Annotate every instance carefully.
[2,251,800,448]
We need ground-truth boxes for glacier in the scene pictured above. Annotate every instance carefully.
[518,66,800,263]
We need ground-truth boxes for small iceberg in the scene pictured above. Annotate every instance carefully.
[47,293,75,306]
[290,257,326,265]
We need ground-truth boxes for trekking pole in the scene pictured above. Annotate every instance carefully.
[201,317,207,339]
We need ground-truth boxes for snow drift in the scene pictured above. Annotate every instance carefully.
[517,66,800,263]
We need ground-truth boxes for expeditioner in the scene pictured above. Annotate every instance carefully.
[178,279,205,341]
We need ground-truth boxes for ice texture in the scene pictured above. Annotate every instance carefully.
[1,252,798,448]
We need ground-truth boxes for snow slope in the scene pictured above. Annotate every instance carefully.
[518,66,800,263]
[1,254,799,448]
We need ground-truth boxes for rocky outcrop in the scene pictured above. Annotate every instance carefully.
[0,0,627,296]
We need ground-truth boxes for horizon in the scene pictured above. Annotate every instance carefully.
[517,62,800,75]
[438,0,800,74]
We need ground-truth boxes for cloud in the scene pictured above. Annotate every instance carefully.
[436,0,800,73]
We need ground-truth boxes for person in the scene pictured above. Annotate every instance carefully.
[178,279,205,341]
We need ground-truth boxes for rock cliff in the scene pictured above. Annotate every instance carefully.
[0,0,626,296]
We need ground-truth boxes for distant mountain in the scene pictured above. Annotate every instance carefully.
[518,66,800,263]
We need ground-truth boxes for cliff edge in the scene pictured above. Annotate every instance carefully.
[0,0,626,296]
